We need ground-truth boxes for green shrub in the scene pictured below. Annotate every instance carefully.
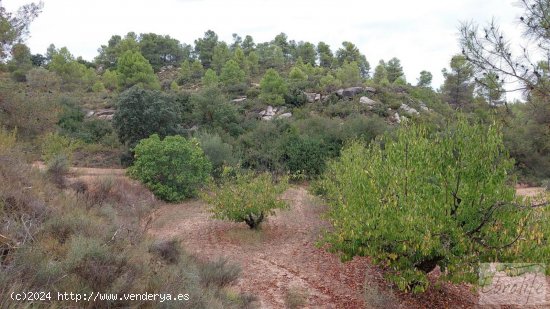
[197,132,238,178]
[317,117,550,292]
[202,170,289,229]
[113,86,181,146]
[41,132,79,164]
[128,134,212,202]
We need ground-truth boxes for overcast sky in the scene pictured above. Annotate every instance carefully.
[4,0,523,92]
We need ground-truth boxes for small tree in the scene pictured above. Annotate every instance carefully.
[203,171,289,229]
[260,68,287,105]
[317,117,550,292]
[116,50,160,90]
[128,134,212,202]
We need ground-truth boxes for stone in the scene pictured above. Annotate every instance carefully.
[337,86,365,98]
[390,112,401,124]
[399,104,419,115]
[85,110,95,118]
[278,112,292,119]
[359,96,377,107]
[304,92,321,103]
[94,108,115,121]
[231,96,247,103]
[419,102,429,112]
[364,86,377,93]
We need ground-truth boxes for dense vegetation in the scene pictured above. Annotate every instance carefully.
[1,0,550,306]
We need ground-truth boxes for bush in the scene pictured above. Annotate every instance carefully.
[203,170,289,229]
[41,132,79,164]
[317,117,550,292]
[149,239,181,264]
[113,86,181,146]
[199,258,241,288]
[197,132,238,178]
[128,134,212,202]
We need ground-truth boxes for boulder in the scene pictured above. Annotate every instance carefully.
[390,112,401,124]
[359,96,377,107]
[278,112,292,119]
[343,86,365,97]
[399,104,419,115]
[364,86,377,93]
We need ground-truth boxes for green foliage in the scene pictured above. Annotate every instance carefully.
[260,68,288,105]
[113,86,181,146]
[335,61,362,87]
[373,60,389,85]
[281,133,330,177]
[417,70,433,88]
[41,132,79,164]
[116,50,160,90]
[202,68,219,88]
[335,41,370,77]
[211,42,231,73]
[197,132,238,178]
[317,41,334,68]
[317,118,548,292]
[319,73,342,92]
[442,55,474,109]
[219,59,246,92]
[129,134,211,202]
[386,57,404,83]
[194,30,219,69]
[191,87,243,136]
[0,1,42,60]
[203,170,289,229]
[101,69,120,91]
[138,33,186,71]
[288,66,308,90]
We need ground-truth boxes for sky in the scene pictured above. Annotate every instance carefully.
[4,0,524,93]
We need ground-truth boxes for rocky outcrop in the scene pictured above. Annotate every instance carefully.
[259,106,291,120]
[86,108,116,121]
[336,86,365,98]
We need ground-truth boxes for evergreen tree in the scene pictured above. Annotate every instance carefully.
[441,55,474,109]
[386,57,404,83]
[116,50,160,90]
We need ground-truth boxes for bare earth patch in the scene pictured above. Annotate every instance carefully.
[149,187,376,308]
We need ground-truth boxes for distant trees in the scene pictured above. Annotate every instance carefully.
[317,42,334,68]
[0,1,42,60]
[417,70,433,88]
[372,60,389,85]
[194,30,218,69]
[219,59,246,92]
[336,41,370,77]
[139,33,189,71]
[386,57,404,83]
[441,55,474,108]
[294,41,316,65]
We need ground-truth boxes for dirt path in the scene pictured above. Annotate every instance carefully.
[149,187,375,308]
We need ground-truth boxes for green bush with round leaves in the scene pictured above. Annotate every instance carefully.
[128,134,212,202]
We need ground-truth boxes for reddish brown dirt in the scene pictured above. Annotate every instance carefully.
[149,187,376,308]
